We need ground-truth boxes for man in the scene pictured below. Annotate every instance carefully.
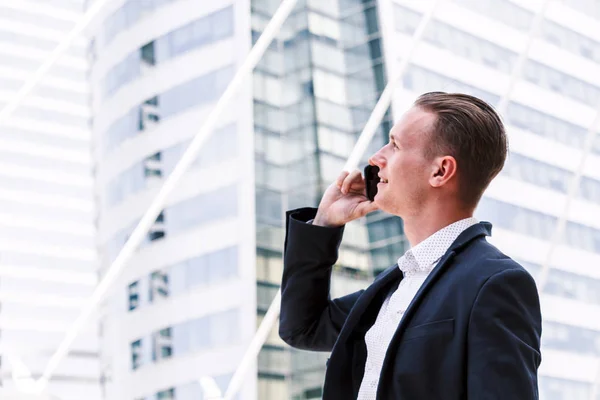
[279,92,542,399]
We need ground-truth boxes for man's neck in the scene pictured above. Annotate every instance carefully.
[403,208,474,248]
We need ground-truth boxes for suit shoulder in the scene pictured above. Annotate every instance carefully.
[458,238,535,282]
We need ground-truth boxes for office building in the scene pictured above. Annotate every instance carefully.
[0,0,100,399]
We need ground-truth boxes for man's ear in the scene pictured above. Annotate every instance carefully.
[430,156,457,187]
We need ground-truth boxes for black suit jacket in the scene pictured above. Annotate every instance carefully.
[279,208,542,400]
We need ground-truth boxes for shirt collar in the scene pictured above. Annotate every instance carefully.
[397,217,479,275]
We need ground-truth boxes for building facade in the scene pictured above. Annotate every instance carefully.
[0,0,100,399]
[91,0,600,399]
[90,0,256,399]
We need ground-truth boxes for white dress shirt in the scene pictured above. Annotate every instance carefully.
[357,217,479,400]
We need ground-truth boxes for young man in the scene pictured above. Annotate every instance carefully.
[279,92,542,399]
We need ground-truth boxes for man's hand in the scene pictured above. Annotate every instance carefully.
[313,170,379,227]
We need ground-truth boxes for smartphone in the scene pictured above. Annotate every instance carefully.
[364,165,380,201]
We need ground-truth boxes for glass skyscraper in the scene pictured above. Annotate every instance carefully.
[90,0,600,399]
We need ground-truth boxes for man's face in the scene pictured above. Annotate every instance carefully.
[369,106,437,217]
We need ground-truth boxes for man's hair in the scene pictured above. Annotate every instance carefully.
[414,91,508,208]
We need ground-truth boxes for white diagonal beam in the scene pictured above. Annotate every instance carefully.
[344,0,443,172]
[34,0,299,393]
[0,0,112,126]
[495,0,552,115]
[223,2,443,400]
[536,110,600,294]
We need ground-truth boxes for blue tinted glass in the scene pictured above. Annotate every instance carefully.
[211,6,234,39]
[105,108,139,152]
[172,322,190,356]
[186,255,209,287]
[189,317,210,351]
[207,247,238,283]
[166,185,237,233]
[209,309,239,347]
[160,73,217,118]
[101,7,234,100]
[103,68,234,154]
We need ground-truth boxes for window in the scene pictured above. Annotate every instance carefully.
[166,184,237,233]
[477,197,600,253]
[102,0,182,48]
[257,282,279,312]
[505,102,590,151]
[102,7,234,100]
[103,67,234,155]
[104,187,238,263]
[501,153,573,193]
[141,41,156,69]
[452,0,533,32]
[149,270,169,302]
[128,281,140,311]
[152,327,173,362]
[148,211,166,241]
[131,339,143,370]
[403,64,500,105]
[156,388,175,399]
[524,60,600,106]
[139,96,160,132]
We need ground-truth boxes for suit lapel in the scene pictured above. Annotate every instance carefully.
[335,265,402,343]
[376,222,492,378]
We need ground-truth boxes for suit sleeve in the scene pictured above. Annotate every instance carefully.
[467,267,542,399]
[278,208,363,352]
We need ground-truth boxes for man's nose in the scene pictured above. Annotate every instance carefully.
[369,148,386,168]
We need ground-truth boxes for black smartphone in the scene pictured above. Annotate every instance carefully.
[364,165,380,201]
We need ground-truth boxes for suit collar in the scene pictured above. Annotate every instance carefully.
[375,221,492,374]
[399,217,479,274]
[449,221,492,252]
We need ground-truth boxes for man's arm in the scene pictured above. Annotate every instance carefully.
[279,208,362,352]
[467,267,542,399]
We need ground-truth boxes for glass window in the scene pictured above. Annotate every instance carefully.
[102,7,234,101]
[166,184,238,233]
[152,327,173,362]
[257,282,279,311]
[477,197,600,253]
[101,0,181,49]
[149,270,169,302]
[131,339,143,370]
[524,60,600,106]
[210,309,240,348]
[103,68,234,156]
[156,388,175,400]
[103,51,140,98]
[210,6,234,40]
[505,103,590,151]
[403,64,500,105]
[452,0,533,32]
[560,0,600,21]
[500,153,573,193]
[128,281,140,311]
[256,188,283,224]
[141,41,156,68]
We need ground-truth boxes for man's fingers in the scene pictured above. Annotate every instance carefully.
[336,171,350,189]
[355,200,379,218]
[341,170,363,194]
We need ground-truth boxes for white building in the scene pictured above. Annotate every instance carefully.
[0,0,100,399]
[89,1,256,399]
[90,0,600,399]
